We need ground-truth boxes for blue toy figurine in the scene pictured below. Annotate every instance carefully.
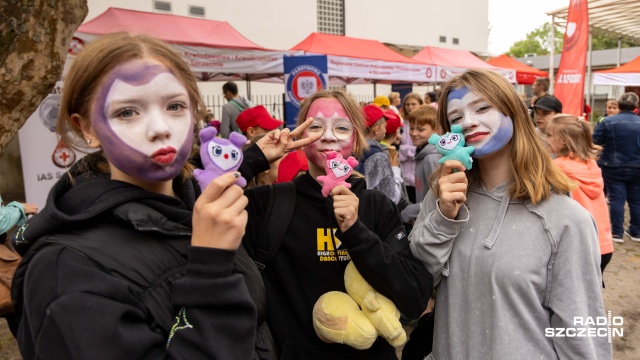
[428,125,475,171]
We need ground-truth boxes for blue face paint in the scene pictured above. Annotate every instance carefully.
[472,113,513,157]
[446,86,513,158]
[447,87,471,103]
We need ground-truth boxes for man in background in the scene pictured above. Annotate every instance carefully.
[220,81,254,138]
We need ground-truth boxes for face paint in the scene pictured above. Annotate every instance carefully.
[446,86,513,158]
[92,59,193,182]
[303,98,355,172]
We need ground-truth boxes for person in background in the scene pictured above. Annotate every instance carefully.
[221,81,254,139]
[545,114,614,285]
[0,196,37,237]
[533,95,562,135]
[400,105,441,225]
[276,150,308,183]
[597,99,619,123]
[532,77,550,99]
[381,110,402,148]
[593,92,640,243]
[355,105,402,204]
[410,69,610,359]
[388,92,402,115]
[372,95,391,110]
[236,105,284,142]
[399,93,425,203]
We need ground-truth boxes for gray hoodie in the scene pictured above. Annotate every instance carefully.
[409,181,612,360]
[221,96,252,139]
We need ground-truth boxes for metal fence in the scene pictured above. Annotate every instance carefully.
[203,94,285,121]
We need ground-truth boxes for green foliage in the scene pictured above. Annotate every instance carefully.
[506,23,640,57]
[507,23,563,57]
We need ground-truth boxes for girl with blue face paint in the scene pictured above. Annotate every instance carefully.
[408,69,612,359]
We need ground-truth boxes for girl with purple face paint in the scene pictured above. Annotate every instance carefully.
[10,33,318,360]
[409,70,611,359]
[242,90,432,359]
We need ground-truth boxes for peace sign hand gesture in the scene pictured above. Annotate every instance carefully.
[256,118,322,163]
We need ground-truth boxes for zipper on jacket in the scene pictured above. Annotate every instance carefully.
[136,227,192,237]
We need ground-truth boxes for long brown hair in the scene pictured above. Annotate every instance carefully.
[432,69,573,204]
[400,92,424,118]
[547,114,601,161]
[296,89,369,158]
[57,33,204,177]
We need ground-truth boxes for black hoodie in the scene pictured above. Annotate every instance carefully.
[243,173,433,360]
[11,157,258,360]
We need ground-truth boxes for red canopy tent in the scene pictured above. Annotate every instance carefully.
[593,55,640,86]
[487,54,548,85]
[71,7,297,81]
[290,33,436,84]
[412,46,516,83]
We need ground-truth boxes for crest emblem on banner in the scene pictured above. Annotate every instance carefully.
[286,64,327,107]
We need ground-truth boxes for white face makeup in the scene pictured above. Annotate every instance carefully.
[92,59,193,183]
[104,73,191,158]
[446,87,513,158]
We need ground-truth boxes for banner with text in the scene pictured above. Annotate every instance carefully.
[554,0,589,116]
[327,55,435,84]
[284,55,328,128]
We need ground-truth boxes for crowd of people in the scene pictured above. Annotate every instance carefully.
[4,32,637,359]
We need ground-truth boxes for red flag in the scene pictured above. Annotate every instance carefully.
[554,0,589,116]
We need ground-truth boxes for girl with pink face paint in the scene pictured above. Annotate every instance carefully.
[10,33,318,360]
[242,90,433,359]
[409,70,611,359]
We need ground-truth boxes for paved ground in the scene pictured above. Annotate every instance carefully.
[1,217,638,359]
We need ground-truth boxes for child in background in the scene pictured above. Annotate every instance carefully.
[597,99,620,123]
[399,93,425,203]
[400,105,442,224]
[546,114,614,281]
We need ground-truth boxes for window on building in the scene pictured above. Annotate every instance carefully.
[189,5,205,17]
[153,0,172,13]
[317,0,344,35]
[439,36,446,43]
[453,38,459,45]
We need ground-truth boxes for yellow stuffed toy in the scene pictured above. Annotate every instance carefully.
[312,261,407,349]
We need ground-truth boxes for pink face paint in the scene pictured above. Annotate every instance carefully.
[303,98,355,172]
[92,59,193,182]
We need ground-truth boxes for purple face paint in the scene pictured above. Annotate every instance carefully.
[92,59,193,182]
[447,86,514,158]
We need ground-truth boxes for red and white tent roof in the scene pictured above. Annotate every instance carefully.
[412,46,516,83]
[290,33,436,84]
[593,55,640,86]
[487,54,548,85]
[71,7,298,81]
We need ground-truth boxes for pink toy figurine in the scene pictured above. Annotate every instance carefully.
[193,127,247,190]
[317,151,358,197]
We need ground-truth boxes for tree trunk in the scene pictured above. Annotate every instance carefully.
[0,0,87,157]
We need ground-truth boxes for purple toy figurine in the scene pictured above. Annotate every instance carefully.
[194,127,247,190]
[317,151,358,197]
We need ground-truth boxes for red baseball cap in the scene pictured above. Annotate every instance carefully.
[384,110,401,135]
[235,105,284,133]
[363,104,392,128]
[277,150,309,183]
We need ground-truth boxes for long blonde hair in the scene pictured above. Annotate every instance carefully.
[548,114,601,161]
[297,89,369,158]
[432,69,573,204]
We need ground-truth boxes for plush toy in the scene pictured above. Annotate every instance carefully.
[193,127,247,190]
[316,151,359,197]
[428,124,475,171]
[312,261,406,350]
